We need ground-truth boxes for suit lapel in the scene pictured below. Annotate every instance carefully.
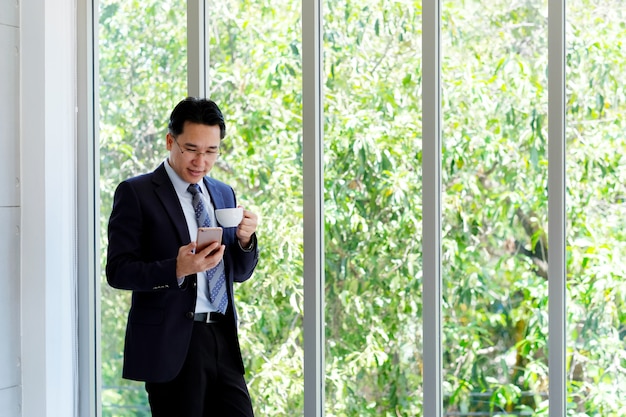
[152,163,191,243]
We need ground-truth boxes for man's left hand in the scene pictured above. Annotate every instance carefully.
[236,206,258,248]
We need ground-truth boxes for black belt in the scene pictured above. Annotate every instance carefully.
[193,312,226,323]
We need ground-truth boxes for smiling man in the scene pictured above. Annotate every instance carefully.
[106,97,259,416]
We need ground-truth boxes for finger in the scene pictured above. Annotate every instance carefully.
[179,241,197,256]
[239,218,257,234]
[201,246,225,268]
[197,241,221,257]
[236,228,254,243]
[241,208,255,219]
[240,214,257,228]
[245,215,257,226]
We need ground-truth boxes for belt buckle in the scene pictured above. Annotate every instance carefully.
[192,312,211,323]
[208,312,224,323]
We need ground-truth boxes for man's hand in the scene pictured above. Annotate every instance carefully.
[236,207,258,248]
[175,241,225,278]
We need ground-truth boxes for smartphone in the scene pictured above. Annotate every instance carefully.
[196,227,223,252]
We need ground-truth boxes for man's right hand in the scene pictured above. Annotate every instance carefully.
[176,241,225,278]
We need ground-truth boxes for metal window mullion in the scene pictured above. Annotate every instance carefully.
[548,0,567,416]
[187,0,209,98]
[422,0,443,416]
[303,0,325,415]
[78,0,100,416]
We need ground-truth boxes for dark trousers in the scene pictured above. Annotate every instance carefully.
[145,321,254,417]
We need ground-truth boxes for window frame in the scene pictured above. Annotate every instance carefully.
[77,0,101,416]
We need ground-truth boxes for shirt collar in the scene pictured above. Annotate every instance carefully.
[163,158,208,195]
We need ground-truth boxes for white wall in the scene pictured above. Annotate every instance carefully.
[0,0,22,415]
[0,0,80,416]
[20,0,79,413]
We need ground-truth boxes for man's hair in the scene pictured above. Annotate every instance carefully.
[168,97,226,139]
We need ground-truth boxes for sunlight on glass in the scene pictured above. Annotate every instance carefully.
[566,1,626,414]
[441,0,549,415]
[323,0,423,415]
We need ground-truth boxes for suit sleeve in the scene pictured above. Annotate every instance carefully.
[106,180,181,292]
[227,233,259,283]
[217,184,259,283]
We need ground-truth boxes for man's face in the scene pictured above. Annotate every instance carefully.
[166,121,221,184]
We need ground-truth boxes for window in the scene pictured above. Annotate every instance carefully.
[206,0,305,412]
[566,0,626,413]
[93,0,626,415]
[441,1,550,414]
[322,0,423,414]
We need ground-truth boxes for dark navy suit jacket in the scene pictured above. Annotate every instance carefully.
[106,163,258,383]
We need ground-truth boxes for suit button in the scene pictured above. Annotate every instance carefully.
[186,311,194,319]
[193,282,197,288]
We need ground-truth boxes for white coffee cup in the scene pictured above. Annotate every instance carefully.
[215,207,244,228]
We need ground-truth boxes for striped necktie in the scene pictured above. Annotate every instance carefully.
[188,183,228,314]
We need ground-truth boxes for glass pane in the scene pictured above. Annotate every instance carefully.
[441,1,549,415]
[322,0,423,415]
[206,0,304,414]
[99,1,187,415]
[566,1,626,414]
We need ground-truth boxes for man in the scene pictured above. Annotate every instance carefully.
[106,97,258,416]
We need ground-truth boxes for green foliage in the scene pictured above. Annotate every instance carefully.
[322,0,423,415]
[98,0,626,415]
[438,0,626,415]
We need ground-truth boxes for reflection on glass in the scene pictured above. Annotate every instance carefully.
[441,1,549,415]
[566,1,626,414]
[99,1,187,415]
[323,0,423,415]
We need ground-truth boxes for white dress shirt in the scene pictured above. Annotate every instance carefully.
[163,158,225,314]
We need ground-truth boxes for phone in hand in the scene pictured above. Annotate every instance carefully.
[196,227,223,253]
